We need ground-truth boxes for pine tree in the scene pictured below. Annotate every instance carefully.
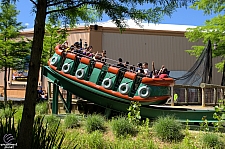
[0,2,31,104]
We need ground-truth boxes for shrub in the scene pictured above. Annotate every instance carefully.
[85,114,105,133]
[44,114,61,130]
[202,133,224,149]
[111,116,137,137]
[152,115,183,142]
[64,114,80,128]
[36,101,48,115]
[86,131,105,149]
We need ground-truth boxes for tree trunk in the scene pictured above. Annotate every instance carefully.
[3,66,7,105]
[17,1,47,148]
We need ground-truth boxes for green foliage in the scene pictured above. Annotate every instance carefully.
[200,116,209,132]
[35,101,48,115]
[212,99,225,132]
[152,115,183,142]
[191,0,225,15]
[85,114,105,133]
[110,136,158,149]
[0,104,19,145]
[44,114,61,130]
[0,2,31,70]
[46,0,195,30]
[31,116,67,149]
[186,1,225,72]
[127,101,141,125]
[202,133,224,149]
[111,116,137,137]
[77,130,106,149]
[42,18,68,66]
[64,114,80,129]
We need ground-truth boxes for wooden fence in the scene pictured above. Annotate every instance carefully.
[170,83,225,107]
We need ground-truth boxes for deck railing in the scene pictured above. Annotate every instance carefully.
[170,83,225,107]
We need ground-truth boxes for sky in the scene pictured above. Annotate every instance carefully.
[16,1,218,29]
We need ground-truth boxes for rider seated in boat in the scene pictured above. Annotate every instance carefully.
[143,62,151,77]
[136,62,144,74]
[60,41,69,50]
[86,46,94,58]
[115,58,126,69]
[100,50,107,64]
[159,67,169,78]
[152,61,159,78]
[124,61,129,70]
[129,65,136,73]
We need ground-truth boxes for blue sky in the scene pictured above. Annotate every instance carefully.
[16,1,217,29]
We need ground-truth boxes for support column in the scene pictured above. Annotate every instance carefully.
[52,83,59,114]
[213,88,217,105]
[66,91,72,113]
[198,88,201,104]
[202,88,205,107]
[185,88,188,105]
[47,81,51,100]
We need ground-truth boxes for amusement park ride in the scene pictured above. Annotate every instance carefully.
[43,40,221,123]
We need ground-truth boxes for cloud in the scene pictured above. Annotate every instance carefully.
[25,23,29,26]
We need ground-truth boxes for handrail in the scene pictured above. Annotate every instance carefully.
[170,83,225,107]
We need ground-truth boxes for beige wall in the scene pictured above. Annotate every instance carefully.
[67,30,90,47]
[101,31,221,85]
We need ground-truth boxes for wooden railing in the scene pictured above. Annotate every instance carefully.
[170,83,225,107]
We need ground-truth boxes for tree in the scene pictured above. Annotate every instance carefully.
[0,2,30,104]
[12,0,195,148]
[42,18,68,65]
[185,1,225,72]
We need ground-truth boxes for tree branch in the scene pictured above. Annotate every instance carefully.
[30,0,37,7]
[47,0,73,7]
[46,1,97,14]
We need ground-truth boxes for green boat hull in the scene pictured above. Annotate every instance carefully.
[43,66,216,122]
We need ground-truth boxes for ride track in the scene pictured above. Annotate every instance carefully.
[43,45,216,123]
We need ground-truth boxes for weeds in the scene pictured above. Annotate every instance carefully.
[85,114,105,133]
[36,101,48,115]
[64,114,80,128]
[111,116,137,137]
[202,132,224,149]
[152,115,183,142]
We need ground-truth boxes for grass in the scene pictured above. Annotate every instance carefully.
[85,114,106,133]
[5,104,225,149]
[111,116,137,137]
[152,115,184,142]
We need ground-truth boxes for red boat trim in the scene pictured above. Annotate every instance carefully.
[124,72,136,80]
[141,77,174,86]
[55,44,76,60]
[108,66,119,74]
[55,45,63,55]
[80,57,90,64]
[49,62,170,102]
[95,62,104,69]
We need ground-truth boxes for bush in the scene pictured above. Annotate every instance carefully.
[111,116,137,137]
[44,114,61,130]
[152,115,183,142]
[36,102,48,115]
[85,114,105,133]
[202,133,224,149]
[86,131,105,149]
[64,114,80,128]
